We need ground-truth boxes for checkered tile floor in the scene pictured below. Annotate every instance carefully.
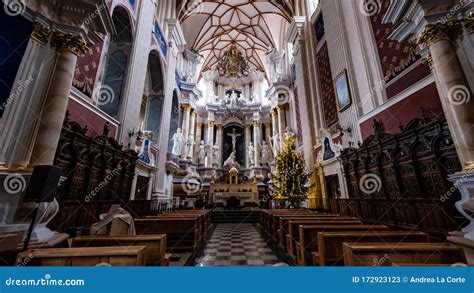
[194,224,283,266]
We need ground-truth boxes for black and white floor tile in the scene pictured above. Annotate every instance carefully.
[194,224,283,266]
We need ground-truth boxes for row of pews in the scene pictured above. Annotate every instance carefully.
[14,210,211,266]
[261,209,467,266]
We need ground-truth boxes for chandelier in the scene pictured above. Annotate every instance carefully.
[217,44,250,78]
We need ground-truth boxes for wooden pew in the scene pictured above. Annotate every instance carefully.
[343,243,466,266]
[16,246,146,266]
[286,219,362,261]
[260,209,317,235]
[71,234,168,266]
[312,231,429,266]
[297,225,389,266]
[279,217,359,252]
[134,218,200,253]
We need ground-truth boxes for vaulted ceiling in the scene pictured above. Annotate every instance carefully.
[179,0,294,78]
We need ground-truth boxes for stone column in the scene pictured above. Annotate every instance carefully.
[253,120,261,167]
[418,20,474,170]
[207,121,215,167]
[29,31,88,166]
[194,122,203,162]
[271,110,278,137]
[245,124,251,168]
[264,122,272,146]
[130,174,138,200]
[215,124,223,167]
[180,104,192,159]
[189,111,196,160]
[277,106,285,145]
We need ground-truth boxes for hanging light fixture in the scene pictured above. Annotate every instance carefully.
[217,44,250,78]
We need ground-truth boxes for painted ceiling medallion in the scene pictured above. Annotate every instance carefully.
[217,44,250,78]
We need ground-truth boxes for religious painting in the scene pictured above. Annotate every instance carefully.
[334,69,352,112]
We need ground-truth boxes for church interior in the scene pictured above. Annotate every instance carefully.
[0,0,473,267]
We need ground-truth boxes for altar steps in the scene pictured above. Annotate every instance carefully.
[211,210,260,223]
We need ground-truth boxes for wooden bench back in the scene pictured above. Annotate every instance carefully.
[71,235,167,266]
[16,246,147,266]
[343,243,466,266]
[289,220,363,240]
[316,231,429,266]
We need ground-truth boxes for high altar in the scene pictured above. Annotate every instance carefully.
[169,45,293,204]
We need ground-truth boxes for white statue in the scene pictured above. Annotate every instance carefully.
[284,127,295,138]
[223,151,237,167]
[247,142,255,166]
[229,91,239,107]
[222,93,230,106]
[238,93,248,105]
[261,141,271,165]
[170,128,185,157]
[271,134,281,157]
[212,145,220,167]
[198,141,206,164]
[227,128,242,152]
[212,94,219,104]
[250,95,257,103]
[186,135,195,159]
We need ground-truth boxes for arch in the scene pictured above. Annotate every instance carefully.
[142,51,165,142]
[167,91,181,151]
[99,6,133,118]
[223,124,246,166]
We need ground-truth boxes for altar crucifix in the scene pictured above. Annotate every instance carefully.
[227,128,242,152]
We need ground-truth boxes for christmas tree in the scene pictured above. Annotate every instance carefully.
[272,134,310,208]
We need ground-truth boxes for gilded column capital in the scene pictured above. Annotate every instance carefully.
[207,120,215,127]
[31,23,52,46]
[216,124,224,130]
[51,31,89,56]
[191,111,197,117]
[417,20,463,47]
[253,120,261,128]
[182,104,193,112]
[196,122,203,128]
[422,53,434,71]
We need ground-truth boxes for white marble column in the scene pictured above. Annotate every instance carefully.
[130,174,138,200]
[277,106,285,145]
[418,21,474,170]
[180,104,192,159]
[245,124,251,168]
[215,124,223,167]
[207,121,215,167]
[30,32,88,166]
[253,120,261,167]
[188,111,196,160]
[271,110,278,137]
[194,121,203,162]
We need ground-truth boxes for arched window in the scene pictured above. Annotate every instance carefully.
[99,7,133,118]
[0,10,32,117]
[142,53,165,142]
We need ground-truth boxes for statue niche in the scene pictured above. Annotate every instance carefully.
[222,125,245,167]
